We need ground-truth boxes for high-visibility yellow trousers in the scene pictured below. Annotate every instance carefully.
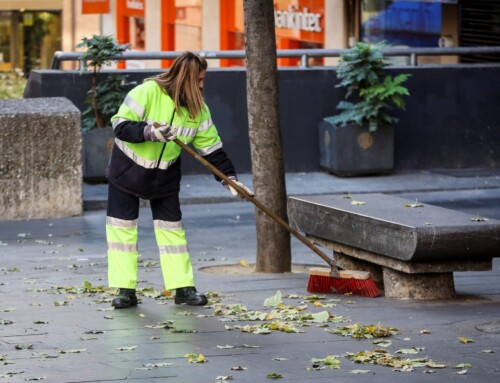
[106,184,194,290]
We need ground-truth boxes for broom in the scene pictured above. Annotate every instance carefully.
[172,137,380,298]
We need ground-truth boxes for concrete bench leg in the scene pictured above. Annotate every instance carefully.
[307,236,489,300]
[336,251,456,299]
[335,253,384,290]
[383,268,456,300]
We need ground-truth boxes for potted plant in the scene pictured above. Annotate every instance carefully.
[319,42,411,176]
[76,35,133,181]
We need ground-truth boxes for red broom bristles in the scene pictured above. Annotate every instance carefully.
[307,273,381,298]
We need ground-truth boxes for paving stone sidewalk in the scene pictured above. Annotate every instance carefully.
[1,197,499,382]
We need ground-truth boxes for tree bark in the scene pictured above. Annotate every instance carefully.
[243,0,291,273]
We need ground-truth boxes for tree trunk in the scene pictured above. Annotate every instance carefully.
[243,0,291,273]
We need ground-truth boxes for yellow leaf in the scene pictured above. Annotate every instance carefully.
[237,260,248,267]
[458,337,474,344]
[313,301,323,307]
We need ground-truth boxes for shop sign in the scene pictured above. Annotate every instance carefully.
[275,5,322,33]
[23,13,34,26]
[126,0,144,11]
[82,0,110,14]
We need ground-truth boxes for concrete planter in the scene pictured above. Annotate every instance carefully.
[319,120,394,177]
[82,127,114,182]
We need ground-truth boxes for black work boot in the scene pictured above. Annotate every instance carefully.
[174,287,208,306]
[111,288,138,309]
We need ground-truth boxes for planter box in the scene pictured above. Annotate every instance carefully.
[82,127,114,182]
[319,120,394,177]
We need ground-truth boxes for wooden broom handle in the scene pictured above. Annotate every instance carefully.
[173,138,337,269]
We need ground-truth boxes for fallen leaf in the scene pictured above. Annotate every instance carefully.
[310,311,330,323]
[308,355,341,370]
[458,337,474,344]
[184,353,206,363]
[116,346,137,351]
[351,200,365,205]
[395,348,422,355]
[351,369,371,374]
[230,366,247,371]
[60,349,86,354]
[237,260,248,267]
[470,216,489,222]
[142,362,172,368]
[372,339,392,347]
[453,363,472,369]
[404,199,424,208]
[263,291,282,307]
[15,344,34,350]
[266,372,283,379]
[215,376,233,381]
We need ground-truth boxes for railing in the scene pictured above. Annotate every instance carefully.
[52,46,500,70]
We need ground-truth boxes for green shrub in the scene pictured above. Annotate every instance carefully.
[76,35,131,130]
[0,70,27,99]
[326,42,411,132]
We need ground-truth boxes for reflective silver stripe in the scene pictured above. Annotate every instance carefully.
[154,220,183,230]
[112,117,128,130]
[198,118,213,131]
[157,158,178,170]
[124,95,145,119]
[159,244,189,254]
[197,141,223,156]
[106,216,138,228]
[108,242,138,252]
[115,138,177,170]
[174,126,196,139]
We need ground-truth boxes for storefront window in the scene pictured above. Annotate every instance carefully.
[361,0,442,47]
[0,10,61,74]
[0,12,13,71]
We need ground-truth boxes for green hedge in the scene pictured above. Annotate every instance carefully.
[0,70,27,99]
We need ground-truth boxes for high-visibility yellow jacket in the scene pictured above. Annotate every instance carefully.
[108,80,236,199]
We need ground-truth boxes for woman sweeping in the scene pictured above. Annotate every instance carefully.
[106,51,252,308]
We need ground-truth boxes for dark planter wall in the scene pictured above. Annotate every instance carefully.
[24,65,500,174]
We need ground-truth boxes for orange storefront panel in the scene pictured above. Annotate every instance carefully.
[274,0,324,44]
[82,0,110,15]
[116,0,145,68]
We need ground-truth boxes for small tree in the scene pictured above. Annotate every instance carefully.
[327,42,411,132]
[76,35,131,130]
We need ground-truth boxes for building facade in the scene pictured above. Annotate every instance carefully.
[0,0,498,73]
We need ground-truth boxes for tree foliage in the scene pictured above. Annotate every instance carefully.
[76,35,131,129]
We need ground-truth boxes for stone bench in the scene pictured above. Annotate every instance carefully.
[0,98,82,220]
[288,193,500,299]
